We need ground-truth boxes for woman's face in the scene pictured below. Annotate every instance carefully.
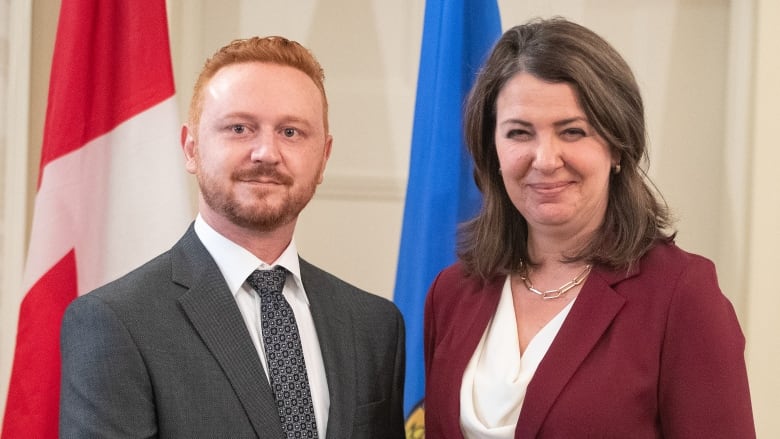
[494,72,616,240]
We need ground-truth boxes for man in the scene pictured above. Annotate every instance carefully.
[59,36,405,439]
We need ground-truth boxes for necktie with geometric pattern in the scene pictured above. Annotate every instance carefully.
[247,267,318,439]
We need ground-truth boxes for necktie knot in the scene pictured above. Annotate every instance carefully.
[247,266,288,296]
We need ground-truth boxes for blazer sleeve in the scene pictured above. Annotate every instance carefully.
[390,307,407,439]
[60,295,157,439]
[657,255,755,438]
[423,275,437,381]
[422,271,442,438]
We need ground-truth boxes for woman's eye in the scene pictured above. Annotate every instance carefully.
[507,129,532,141]
[561,128,586,140]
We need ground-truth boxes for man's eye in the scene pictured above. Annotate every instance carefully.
[231,125,246,134]
[283,128,297,138]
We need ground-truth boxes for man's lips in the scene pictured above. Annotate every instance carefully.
[235,168,293,186]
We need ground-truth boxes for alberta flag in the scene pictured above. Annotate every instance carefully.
[394,0,501,436]
[1,1,191,437]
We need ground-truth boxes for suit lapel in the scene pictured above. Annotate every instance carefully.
[516,267,631,437]
[173,226,284,438]
[299,259,356,439]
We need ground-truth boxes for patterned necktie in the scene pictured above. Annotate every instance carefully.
[247,267,318,439]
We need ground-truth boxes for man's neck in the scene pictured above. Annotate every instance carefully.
[199,211,296,264]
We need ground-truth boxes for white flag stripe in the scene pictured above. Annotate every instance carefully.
[23,97,191,294]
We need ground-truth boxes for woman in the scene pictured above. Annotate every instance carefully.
[423,18,755,438]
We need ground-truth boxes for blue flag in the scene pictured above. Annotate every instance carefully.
[393,0,501,432]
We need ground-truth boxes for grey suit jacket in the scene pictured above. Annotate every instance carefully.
[60,225,405,438]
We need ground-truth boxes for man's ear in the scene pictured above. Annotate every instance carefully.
[317,134,333,184]
[181,124,197,175]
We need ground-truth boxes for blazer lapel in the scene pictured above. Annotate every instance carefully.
[516,267,631,437]
[438,274,506,439]
[299,259,356,439]
[173,226,284,438]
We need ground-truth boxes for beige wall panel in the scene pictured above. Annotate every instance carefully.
[746,0,780,435]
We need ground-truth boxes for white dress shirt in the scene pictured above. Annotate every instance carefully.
[460,275,575,439]
[194,215,329,437]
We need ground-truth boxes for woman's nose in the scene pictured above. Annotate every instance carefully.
[533,133,563,173]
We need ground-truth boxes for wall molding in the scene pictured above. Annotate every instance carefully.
[0,0,32,428]
[722,0,755,318]
[317,173,404,201]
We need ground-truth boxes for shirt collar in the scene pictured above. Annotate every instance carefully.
[193,214,305,301]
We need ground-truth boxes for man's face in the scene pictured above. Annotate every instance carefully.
[182,62,332,233]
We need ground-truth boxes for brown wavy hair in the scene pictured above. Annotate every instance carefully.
[458,17,674,279]
[187,36,328,135]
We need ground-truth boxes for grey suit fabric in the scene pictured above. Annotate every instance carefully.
[59,225,406,438]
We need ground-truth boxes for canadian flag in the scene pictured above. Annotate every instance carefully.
[1,1,191,437]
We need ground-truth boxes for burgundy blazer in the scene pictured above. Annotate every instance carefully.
[424,241,755,438]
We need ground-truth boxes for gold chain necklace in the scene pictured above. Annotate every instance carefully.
[519,264,592,300]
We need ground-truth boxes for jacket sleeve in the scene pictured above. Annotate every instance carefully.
[423,277,437,386]
[60,295,157,439]
[423,270,445,438]
[390,307,407,439]
[657,255,755,438]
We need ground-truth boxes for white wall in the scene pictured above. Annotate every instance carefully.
[2,0,777,435]
[745,0,780,435]
[0,0,31,431]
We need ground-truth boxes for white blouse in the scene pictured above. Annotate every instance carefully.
[460,275,576,439]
